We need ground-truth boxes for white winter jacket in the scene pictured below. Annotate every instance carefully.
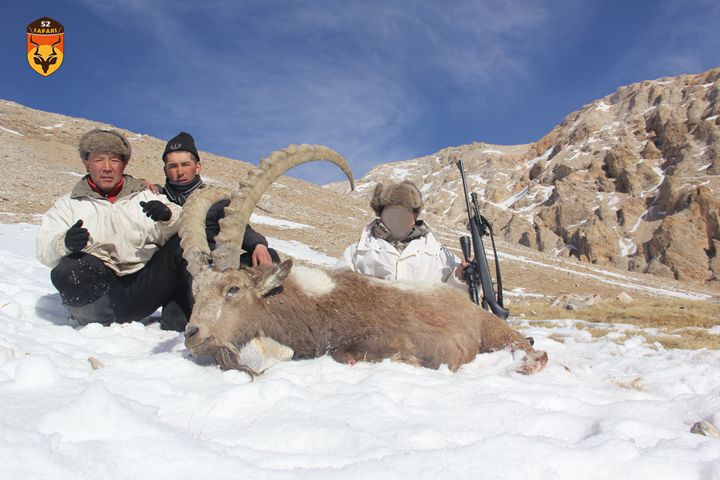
[36,175,182,276]
[335,222,467,290]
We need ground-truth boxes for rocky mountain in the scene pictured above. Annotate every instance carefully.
[1,70,718,304]
[329,67,720,286]
[0,98,368,264]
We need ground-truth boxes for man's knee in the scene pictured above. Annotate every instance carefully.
[50,253,111,306]
[66,294,117,326]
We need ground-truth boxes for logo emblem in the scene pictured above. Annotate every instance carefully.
[26,17,64,77]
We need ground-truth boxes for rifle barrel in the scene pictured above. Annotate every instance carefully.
[455,159,509,320]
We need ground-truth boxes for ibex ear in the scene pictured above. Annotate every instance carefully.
[255,259,293,297]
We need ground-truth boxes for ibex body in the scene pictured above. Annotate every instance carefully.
[185,261,548,374]
[179,144,548,376]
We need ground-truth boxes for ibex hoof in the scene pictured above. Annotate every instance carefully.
[237,337,294,374]
[516,350,548,375]
[691,421,720,438]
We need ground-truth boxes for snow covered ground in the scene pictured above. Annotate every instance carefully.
[1,223,719,479]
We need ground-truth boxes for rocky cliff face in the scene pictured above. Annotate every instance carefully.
[329,68,720,285]
[2,68,718,297]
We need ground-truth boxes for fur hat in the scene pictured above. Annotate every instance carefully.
[78,129,132,162]
[370,180,424,216]
[163,131,200,162]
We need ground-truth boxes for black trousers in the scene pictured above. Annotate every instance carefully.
[50,236,189,326]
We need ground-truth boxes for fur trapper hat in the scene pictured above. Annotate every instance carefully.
[370,180,424,216]
[78,129,132,162]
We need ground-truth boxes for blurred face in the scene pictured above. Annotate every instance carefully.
[381,206,417,239]
[84,151,126,193]
[164,151,201,184]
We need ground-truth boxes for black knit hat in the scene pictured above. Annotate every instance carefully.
[163,131,200,162]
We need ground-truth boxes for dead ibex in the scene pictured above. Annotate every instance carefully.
[179,144,548,376]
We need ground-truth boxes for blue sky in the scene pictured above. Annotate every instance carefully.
[2,0,719,184]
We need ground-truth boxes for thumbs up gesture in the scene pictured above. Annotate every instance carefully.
[65,220,89,253]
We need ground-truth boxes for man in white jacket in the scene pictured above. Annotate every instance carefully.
[36,129,184,326]
[335,180,467,290]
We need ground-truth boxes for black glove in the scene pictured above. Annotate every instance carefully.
[140,200,172,222]
[64,220,89,253]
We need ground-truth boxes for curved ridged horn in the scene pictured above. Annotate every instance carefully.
[29,35,40,53]
[178,186,233,277]
[50,36,61,54]
[212,144,355,270]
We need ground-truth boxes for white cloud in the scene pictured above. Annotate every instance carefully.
[76,0,570,182]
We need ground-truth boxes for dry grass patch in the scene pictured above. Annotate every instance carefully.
[521,320,562,329]
[547,333,567,343]
[512,297,720,349]
[614,377,645,390]
[640,330,720,350]
[585,327,615,339]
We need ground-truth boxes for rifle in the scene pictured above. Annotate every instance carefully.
[456,158,509,320]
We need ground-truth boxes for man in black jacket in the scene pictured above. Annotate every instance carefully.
[159,131,280,330]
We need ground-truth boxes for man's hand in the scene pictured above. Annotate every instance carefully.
[65,220,90,253]
[140,200,172,222]
[455,260,470,280]
[252,244,273,267]
[139,179,161,194]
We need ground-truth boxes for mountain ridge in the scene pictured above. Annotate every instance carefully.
[328,67,720,287]
[1,69,718,303]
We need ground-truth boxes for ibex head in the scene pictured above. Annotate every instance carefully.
[29,35,62,74]
[183,259,294,362]
[178,144,354,359]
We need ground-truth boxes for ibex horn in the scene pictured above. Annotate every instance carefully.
[178,186,232,278]
[212,144,355,271]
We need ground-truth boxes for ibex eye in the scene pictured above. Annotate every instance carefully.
[226,286,241,297]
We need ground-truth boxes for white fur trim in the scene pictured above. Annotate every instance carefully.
[291,266,336,297]
[365,276,441,293]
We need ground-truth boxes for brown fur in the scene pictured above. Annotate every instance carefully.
[370,181,424,216]
[78,129,132,162]
[185,260,548,375]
